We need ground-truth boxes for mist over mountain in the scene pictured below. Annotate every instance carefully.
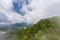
[0,22,33,31]
[6,16,60,40]
[0,0,60,40]
[0,0,60,25]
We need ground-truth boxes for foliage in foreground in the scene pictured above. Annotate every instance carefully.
[6,17,60,40]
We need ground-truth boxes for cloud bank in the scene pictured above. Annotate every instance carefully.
[0,0,60,24]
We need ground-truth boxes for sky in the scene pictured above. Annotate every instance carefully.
[0,0,60,24]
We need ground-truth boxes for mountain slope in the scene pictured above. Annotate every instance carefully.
[6,16,60,40]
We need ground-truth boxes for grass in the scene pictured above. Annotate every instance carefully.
[5,17,60,40]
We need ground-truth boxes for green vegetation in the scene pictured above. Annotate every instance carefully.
[6,17,60,40]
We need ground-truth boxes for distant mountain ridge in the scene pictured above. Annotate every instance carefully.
[0,22,32,31]
[0,16,60,31]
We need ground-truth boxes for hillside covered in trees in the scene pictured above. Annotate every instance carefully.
[6,16,60,40]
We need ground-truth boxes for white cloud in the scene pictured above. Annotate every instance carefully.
[23,0,60,23]
[0,0,60,24]
[0,0,24,24]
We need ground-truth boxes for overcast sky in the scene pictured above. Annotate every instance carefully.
[0,0,60,24]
